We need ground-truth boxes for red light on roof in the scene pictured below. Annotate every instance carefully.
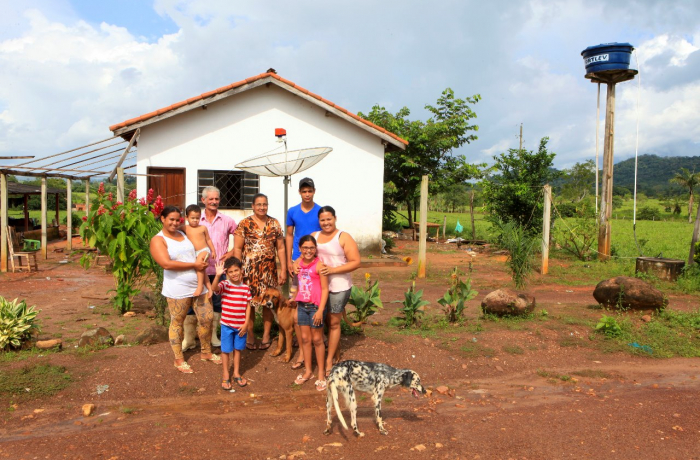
[275,128,286,137]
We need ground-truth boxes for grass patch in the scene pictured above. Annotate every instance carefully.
[590,309,700,358]
[502,345,524,355]
[482,313,534,331]
[559,337,584,348]
[572,369,613,379]
[0,348,57,364]
[536,368,572,383]
[459,343,496,358]
[120,406,137,414]
[0,364,71,399]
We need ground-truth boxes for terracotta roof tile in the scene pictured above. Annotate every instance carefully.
[108,72,408,145]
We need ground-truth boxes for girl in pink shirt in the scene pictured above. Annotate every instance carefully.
[293,235,329,391]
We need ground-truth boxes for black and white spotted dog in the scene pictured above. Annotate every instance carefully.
[324,360,426,437]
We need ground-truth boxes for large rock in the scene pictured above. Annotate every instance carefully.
[135,324,169,345]
[481,289,535,316]
[593,276,665,310]
[78,327,114,348]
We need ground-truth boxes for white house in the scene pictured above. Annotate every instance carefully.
[109,71,407,253]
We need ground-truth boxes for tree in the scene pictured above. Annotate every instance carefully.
[669,168,700,223]
[481,137,557,234]
[560,160,595,203]
[359,89,484,228]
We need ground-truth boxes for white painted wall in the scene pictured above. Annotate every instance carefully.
[135,84,386,253]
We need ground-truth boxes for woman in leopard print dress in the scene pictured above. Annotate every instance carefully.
[233,193,287,350]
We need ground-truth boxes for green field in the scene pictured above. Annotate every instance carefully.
[393,208,695,261]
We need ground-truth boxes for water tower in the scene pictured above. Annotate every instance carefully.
[581,43,637,260]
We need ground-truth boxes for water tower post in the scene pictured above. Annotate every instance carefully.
[581,43,637,260]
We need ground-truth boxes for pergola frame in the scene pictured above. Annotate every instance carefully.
[1,134,160,272]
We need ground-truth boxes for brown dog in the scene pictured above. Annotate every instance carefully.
[255,288,296,363]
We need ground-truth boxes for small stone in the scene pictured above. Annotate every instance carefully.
[412,444,426,451]
[33,409,45,413]
[641,315,652,323]
[435,443,443,448]
[134,324,168,345]
[302,435,311,443]
[462,364,467,369]
[114,335,125,346]
[436,386,449,395]
[496,366,504,372]
[36,339,62,350]
[123,312,136,318]
[78,327,113,347]
[324,443,342,447]
[82,404,95,416]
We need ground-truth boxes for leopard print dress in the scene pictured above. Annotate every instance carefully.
[234,215,283,300]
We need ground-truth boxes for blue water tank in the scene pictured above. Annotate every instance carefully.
[581,43,634,74]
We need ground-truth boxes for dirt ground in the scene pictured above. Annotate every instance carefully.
[1,235,699,460]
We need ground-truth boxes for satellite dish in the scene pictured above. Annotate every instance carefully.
[235,131,332,235]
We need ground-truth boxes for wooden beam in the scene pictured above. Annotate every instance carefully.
[1,165,109,174]
[12,135,122,167]
[54,193,59,227]
[116,168,125,202]
[24,142,124,172]
[418,175,428,278]
[41,177,47,259]
[0,169,91,181]
[109,128,139,181]
[598,83,615,261]
[1,173,8,272]
[66,178,72,251]
[0,156,34,159]
[84,179,90,217]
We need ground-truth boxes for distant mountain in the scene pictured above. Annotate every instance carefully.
[612,154,700,196]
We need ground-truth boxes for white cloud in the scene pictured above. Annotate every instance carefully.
[0,0,699,176]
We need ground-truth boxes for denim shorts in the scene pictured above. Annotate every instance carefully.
[297,302,324,328]
[327,289,352,314]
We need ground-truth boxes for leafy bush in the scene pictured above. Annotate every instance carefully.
[437,267,477,323]
[552,204,597,261]
[382,235,396,252]
[494,220,538,288]
[398,283,429,328]
[595,315,622,338]
[556,202,578,218]
[80,185,165,314]
[637,206,661,221]
[347,273,383,325]
[0,297,40,350]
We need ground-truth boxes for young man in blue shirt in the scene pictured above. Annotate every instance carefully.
[286,177,322,369]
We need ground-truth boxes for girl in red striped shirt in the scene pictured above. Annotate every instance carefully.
[212,257,252,390]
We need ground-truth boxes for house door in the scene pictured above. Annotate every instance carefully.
[147,167,186,211]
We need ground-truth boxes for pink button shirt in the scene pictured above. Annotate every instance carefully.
[200,211,237,275]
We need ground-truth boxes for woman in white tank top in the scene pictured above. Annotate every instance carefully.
[150,206,221,374]
[313,206,360,376]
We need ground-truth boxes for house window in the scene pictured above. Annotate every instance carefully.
[197,170,259,209]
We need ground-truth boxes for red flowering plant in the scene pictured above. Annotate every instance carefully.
[79,184,165,315]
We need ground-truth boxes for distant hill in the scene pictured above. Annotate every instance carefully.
[612,154,700,196]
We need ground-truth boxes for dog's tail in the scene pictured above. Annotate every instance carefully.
[329,381,348,430]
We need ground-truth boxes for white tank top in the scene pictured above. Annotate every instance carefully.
[314,230,353,292]
[157,230,207,299]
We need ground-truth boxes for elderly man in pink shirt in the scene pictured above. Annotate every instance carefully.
[182,186,237,350]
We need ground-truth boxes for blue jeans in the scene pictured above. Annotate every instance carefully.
[297,302,323,328]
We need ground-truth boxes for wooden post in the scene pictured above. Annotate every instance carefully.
[23,194,29,231]
[54,193,59,226]
[66,178,72,251]
[470,190,476,240]
[689,203,700,265]
[417,175,428,279]
[116,168,125,203]
[541,185,552,274]
[442,215,447,241]
[84,179,90,216]
[41,177,47,259]
[597,82,615,261]
[1,173,7,272]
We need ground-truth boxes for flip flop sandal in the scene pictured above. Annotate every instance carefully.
[246,343,258,351]
[315,380,327,392]
[259,341,272,351]
[221,379,233,391]
[201,353,222,364]
[291,361,304,370]
[233,377,248,387]
[174,362,194,374]
[294,374,314,385]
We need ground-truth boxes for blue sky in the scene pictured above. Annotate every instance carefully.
[1,0,699,172]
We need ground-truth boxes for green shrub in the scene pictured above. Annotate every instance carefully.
[437,267,478,323]
[0,297,40,350]
[398,283,429,328]
[595,314,622,338]
[494,220,538,288]
[347,273,383,325]
[637,206,661,221]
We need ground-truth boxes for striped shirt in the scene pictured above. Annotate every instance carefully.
[217,280,251,329]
